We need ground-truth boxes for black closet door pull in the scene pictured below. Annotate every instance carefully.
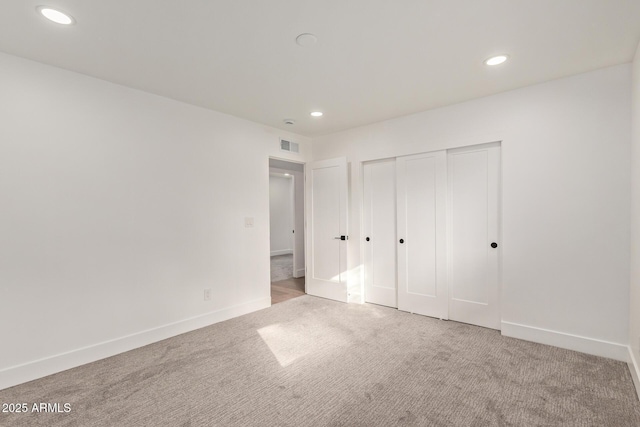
[491,242,498,248]
[366,237,370,241]
[399,239,404,244]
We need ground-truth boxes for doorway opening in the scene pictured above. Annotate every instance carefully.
[269,158,305,304]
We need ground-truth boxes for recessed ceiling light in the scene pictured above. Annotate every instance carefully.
[296,33,318,47]
[310,111,323,117]
[37,6,75,25]
[484,55,509,66]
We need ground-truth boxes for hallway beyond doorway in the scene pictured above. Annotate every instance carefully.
[271,254,293,282]
[271,277,305,305]
[271,254,305,304]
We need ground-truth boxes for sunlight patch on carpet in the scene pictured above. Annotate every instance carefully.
[257,320,350,367]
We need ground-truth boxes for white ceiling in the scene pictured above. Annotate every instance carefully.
[1,1,640,136]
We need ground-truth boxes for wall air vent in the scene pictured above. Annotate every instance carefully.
[280,139,299,153]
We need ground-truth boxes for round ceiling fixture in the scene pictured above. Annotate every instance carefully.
[310,111,323,117]
[296,33,318,47]
[484,55,509,66]
[283,119,296,125]
[37,6,75,25]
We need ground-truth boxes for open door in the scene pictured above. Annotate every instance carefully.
[305,157,348,302]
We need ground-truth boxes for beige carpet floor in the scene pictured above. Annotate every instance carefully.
[1,296,639,426]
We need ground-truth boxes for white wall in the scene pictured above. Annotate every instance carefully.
[313,64,631,361]
[0,52,309,390]
[269,175,293,256]
[629,40,640,393]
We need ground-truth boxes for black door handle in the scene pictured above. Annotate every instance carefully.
[366,237,370,241]
[399,239,404,244]
[491,242,498,248]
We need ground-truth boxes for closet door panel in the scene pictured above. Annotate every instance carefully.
[404,157,437,297]
[396,151,447,319]
[448,144,500,330]
[363,160,397,308]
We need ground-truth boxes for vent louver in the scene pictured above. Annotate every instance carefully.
[280,139,299,153]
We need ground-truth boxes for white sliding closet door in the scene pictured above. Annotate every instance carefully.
[363,160,397,308]
[448,144,500,330]
[396,151,448,319]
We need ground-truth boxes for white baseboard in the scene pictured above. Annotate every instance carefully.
[293,268,305,278]
[629,347,640,400]
[348,292,364,304]
[501,321,628,362]
[270,249,293,256]
[0,297,271,391]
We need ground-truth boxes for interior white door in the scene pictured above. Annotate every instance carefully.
[305,157,348,302]
[396,151,448,318]
[363,160,397,308]
[448,144,500,330]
